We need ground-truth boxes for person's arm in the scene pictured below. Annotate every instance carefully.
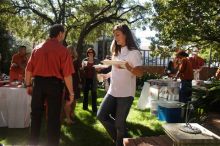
[101,72,111,80]
[64,75,74,104]
[173,70,180,80]
[125,51,143,77]
[174,59,186,79]
[25,70,33,95]
[198,56,205,72]
[81,58,87,69]
[11,55,19,68]
[125,63,144,77]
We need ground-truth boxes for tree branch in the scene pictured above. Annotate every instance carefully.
[47,0,58,20]
[105,0,113,4]
[30,7,54,24]
[93,1,113,18]
[57,0,66,24]
[11,0,54,24]
[119,5,146,18]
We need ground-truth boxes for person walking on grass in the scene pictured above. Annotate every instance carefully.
[25,24,74,146]
[97,24,142,146]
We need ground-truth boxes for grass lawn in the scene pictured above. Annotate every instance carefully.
[0,88,164,146]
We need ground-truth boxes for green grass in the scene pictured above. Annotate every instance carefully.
[0,89,164,146]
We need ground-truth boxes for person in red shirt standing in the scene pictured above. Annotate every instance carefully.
[9,46,27,82]
[174,50,193,103]
[25,24,74,146]
[188,48,205,80]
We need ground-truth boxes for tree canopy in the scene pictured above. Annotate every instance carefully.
[1,0,151,58]
[150,0,220,58]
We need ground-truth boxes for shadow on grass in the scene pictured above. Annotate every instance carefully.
[61,91,114,146]
[0,127,30,145]
[127,121,164,138]
[60,116,114,146]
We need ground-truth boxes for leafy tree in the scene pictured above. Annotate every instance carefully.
[150,0,220,58]
[1,0,151,58]
[0,7,14,74]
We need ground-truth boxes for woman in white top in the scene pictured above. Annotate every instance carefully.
[97,24,142,146]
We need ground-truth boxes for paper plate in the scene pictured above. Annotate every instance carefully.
[101,60,126,66]
[93,64,109,68]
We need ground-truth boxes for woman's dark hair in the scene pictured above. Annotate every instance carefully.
[86,48,96,57]
[49,24,65,38]
[112,24,139,56]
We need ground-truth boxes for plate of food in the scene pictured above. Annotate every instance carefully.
[204,80,212,84]
[93,64,109,69]
[101,60,126,68]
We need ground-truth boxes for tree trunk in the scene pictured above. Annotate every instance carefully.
[76,29,87,60]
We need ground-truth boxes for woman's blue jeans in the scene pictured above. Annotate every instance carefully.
[97,94,133,146]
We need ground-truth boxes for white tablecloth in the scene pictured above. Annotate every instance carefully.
[0,87,31,128]
[137,81,179,110]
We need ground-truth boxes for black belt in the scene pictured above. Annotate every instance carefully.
[34,76,62,82]
[181,80,192,82]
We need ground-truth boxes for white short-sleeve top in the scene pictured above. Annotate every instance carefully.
[107,46,142,97]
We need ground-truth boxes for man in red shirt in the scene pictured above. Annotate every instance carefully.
[9,46,27,82]
[175,50,193,103]
[25,24,74,146]
[189,48,205,80]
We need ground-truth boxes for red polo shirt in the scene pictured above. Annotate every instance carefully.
[189,56,205,69]
[178,58,193,80]
[26,38,74,80]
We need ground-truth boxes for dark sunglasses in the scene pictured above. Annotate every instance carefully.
[88,52,93,53]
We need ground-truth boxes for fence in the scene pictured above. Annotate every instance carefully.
[140,50,220,67]
[141,50,173,67]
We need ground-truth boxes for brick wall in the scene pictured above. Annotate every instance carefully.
[143,66,218,80]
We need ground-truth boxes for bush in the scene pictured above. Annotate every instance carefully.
[192,81,220,114]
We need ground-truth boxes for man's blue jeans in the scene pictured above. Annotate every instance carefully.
[97,94,133,146]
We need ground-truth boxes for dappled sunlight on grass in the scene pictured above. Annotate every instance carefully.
[61,126,75,141]
[0,88,165,146]
[127,95,164,137]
